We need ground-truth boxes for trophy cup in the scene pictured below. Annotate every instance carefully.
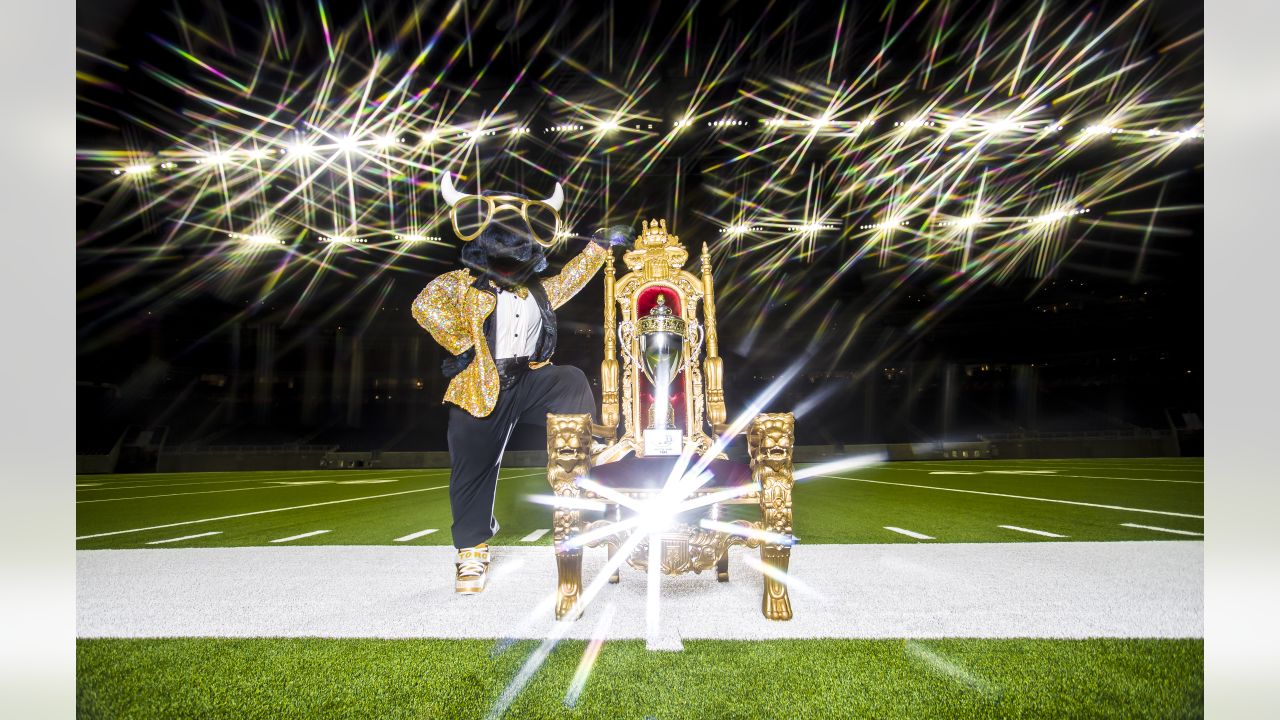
[622,293,702,456]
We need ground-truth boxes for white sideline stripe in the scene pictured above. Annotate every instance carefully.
[1121,523,1203,537]
[520,529,551,542]
[999,525,1066,538]
[75,485,450,540]
[821,475,1203,519]
[76,542,1204,640]
[145,531,222,545]
[884,526,934,540]
[270,530,331,543]
[76,474,427,504]
[394,529,439,542]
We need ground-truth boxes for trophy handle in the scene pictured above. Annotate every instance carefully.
[617,320,648,382]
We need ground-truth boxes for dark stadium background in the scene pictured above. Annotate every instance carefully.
[76,0,1204,459]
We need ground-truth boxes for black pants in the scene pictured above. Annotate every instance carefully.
[446,364,595,549]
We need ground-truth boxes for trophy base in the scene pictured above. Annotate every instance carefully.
[643,428,683,456]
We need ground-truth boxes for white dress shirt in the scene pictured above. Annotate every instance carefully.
[493,288,543,359]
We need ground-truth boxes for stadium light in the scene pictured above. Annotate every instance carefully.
[598,118,621,132]
[335,134,361,152]
[987,117,1018,133]
[228,232,283,245]
[1035,207,1088,224]
[420,129,437,145]
[287,140,316,157]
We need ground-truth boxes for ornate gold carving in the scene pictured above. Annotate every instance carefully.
[749,413,796,621]
[623,219,688,279]
[547,413,592,619]
[601,253,620,430]
[585,520,762,576]
[701,243,728,427]
[547,216,797,622]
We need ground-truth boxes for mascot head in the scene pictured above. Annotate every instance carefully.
[439,172,564,288]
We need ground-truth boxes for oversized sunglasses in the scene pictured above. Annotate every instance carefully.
[439,172,566,248]
[447,194,563,248]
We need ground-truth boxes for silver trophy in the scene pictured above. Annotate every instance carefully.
[620,293,702,455]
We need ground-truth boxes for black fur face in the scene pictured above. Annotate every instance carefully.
[459,214,548,288]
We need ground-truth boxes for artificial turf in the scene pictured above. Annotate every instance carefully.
[75,458,1204,549]
[76,637,1203,719]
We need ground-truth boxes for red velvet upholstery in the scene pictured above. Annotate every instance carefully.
[589,455,753,489]
[634,284,686,430]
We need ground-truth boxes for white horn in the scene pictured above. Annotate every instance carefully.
[543,182,564,212]
[439,171,465,207]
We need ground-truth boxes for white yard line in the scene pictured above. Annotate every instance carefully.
[884,526,934,540]
[821,475,1203,519]
[76,474,432,504]
[500,470,548,480]
[896,461,1203,475]
[144,531,222,545]
[394,529,439,542]
[76,542,1204,640]
[75,485,450,540]
[892,466,1201,484]
[1120,523,1203,537]
[998,525,1066,538]
[76,471,395,492]
[520,529,551,542]
[1048,474,1202,485]
[270,530,331,543]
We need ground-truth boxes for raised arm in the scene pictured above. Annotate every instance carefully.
[410,270,474,356]
[541,241,607,309]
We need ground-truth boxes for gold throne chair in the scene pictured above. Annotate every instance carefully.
[546,218,797,621]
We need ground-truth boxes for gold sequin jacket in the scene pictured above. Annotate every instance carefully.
[411,242,606,418]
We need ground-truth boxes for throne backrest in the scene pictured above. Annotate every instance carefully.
[599,219,728,459]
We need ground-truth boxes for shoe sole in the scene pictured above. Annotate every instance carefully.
[455,578,487,594]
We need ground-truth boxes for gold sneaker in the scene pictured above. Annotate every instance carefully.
[455,544,490,594]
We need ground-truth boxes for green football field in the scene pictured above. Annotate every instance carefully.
[77,457,1204,718]
[76,457,1204,548]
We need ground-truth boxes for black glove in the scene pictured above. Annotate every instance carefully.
[441,348,476,379]
[591,224,635,249]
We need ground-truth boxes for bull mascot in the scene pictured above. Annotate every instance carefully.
[411,172,630,594]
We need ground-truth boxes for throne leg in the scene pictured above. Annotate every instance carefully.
[716,550,729,582]
[548,413,592,620]
[760,544,793,620]
[749,413,796,621]
[554,538,583,619]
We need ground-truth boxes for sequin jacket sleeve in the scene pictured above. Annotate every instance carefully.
[410,270,474,356]
[540,241,606,309]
